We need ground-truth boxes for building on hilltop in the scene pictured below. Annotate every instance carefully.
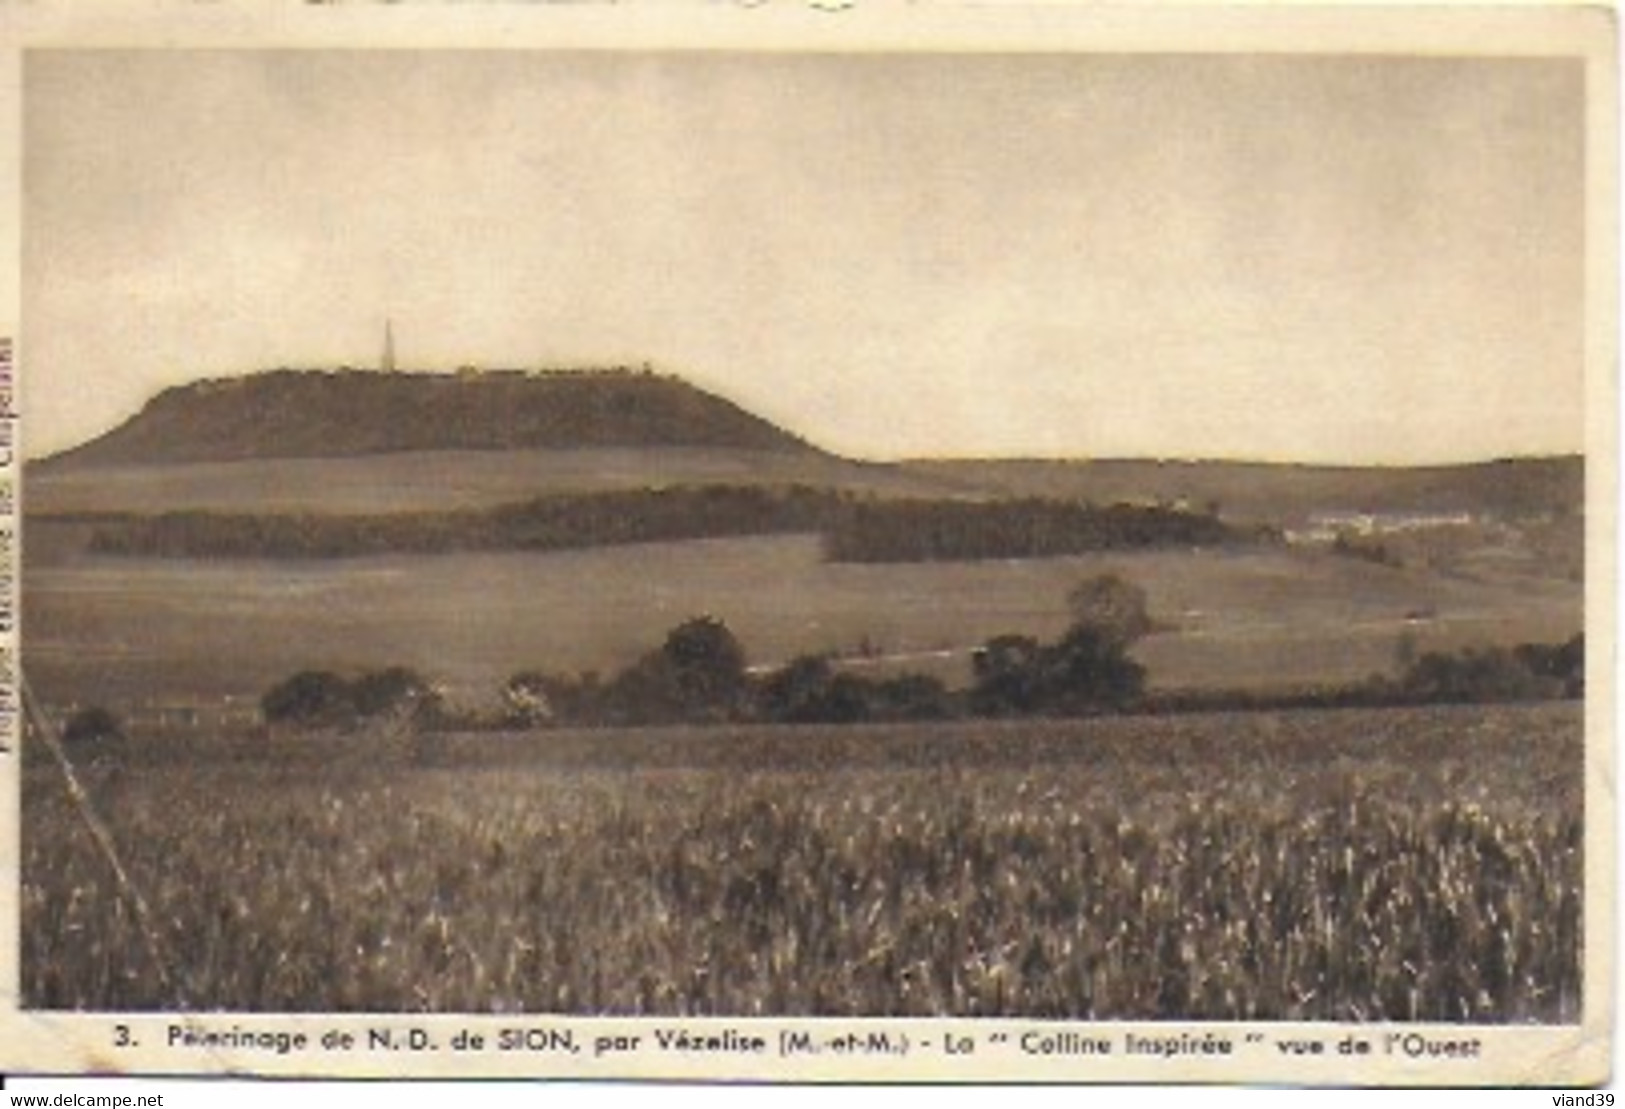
[381,318,396,373]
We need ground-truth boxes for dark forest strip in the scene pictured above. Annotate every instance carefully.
[73,486,1243,562]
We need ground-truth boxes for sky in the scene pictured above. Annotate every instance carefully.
[22,50,1586,463]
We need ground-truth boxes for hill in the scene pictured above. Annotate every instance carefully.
[31,368,1582,528]
[23,366,1583,594]
[40,367,817,468]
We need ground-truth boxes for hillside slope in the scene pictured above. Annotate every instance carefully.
[24,447,970,517]
[41,368,817,468]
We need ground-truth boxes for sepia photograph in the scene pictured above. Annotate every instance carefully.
[1,7,1613,1085]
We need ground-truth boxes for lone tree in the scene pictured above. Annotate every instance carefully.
[971,574,1154,716]
[600,615,750,725]
[261,670,356,730]
[1041,623,1147,711]
[56,705,128,782]
[1066,573,1154,650]
[660,615,749,721]
[1054,573,1152,709]
[60,705,126,763]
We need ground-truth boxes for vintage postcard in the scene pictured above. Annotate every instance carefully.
[0,1,1613,1088]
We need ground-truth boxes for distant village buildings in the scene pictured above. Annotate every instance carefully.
[381,318,396,373]
[1284,510,1475,546]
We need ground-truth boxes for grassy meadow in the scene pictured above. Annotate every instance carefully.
[22,703,1582,1020]
[23,534,1581,708]
[26,450,1581,525]
[24,448,966,516]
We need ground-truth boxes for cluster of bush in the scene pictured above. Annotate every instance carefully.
[84,486,1239,564]
[240,577,1155,734]
[1146,634,1585,714]
[59,621,1584,756]
[500,576,1155,728]
[502,617,960,729]
[1330,531,1403,568]
[1384,634,1584,704]
[259,666,442,731]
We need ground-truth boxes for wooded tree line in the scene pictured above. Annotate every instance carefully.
[1384,634,1584,704]
[824,499,1235,562]
[248,626,1583,737]
[259,666,441,731]
[81,486,1241,563]
[1141,634,1585,715]
[504,615,962,729]
[499,607,1151,729]
[85,486,840,560]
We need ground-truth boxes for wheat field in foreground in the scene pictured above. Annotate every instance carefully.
[22,703,1582,1021]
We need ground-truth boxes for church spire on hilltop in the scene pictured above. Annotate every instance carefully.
[381,318,397,373]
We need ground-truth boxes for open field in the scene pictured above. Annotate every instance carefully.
[22,703,1582,1018]
[24,535,1581,708]
[25,448,969,516]
[28,451,1582,525]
